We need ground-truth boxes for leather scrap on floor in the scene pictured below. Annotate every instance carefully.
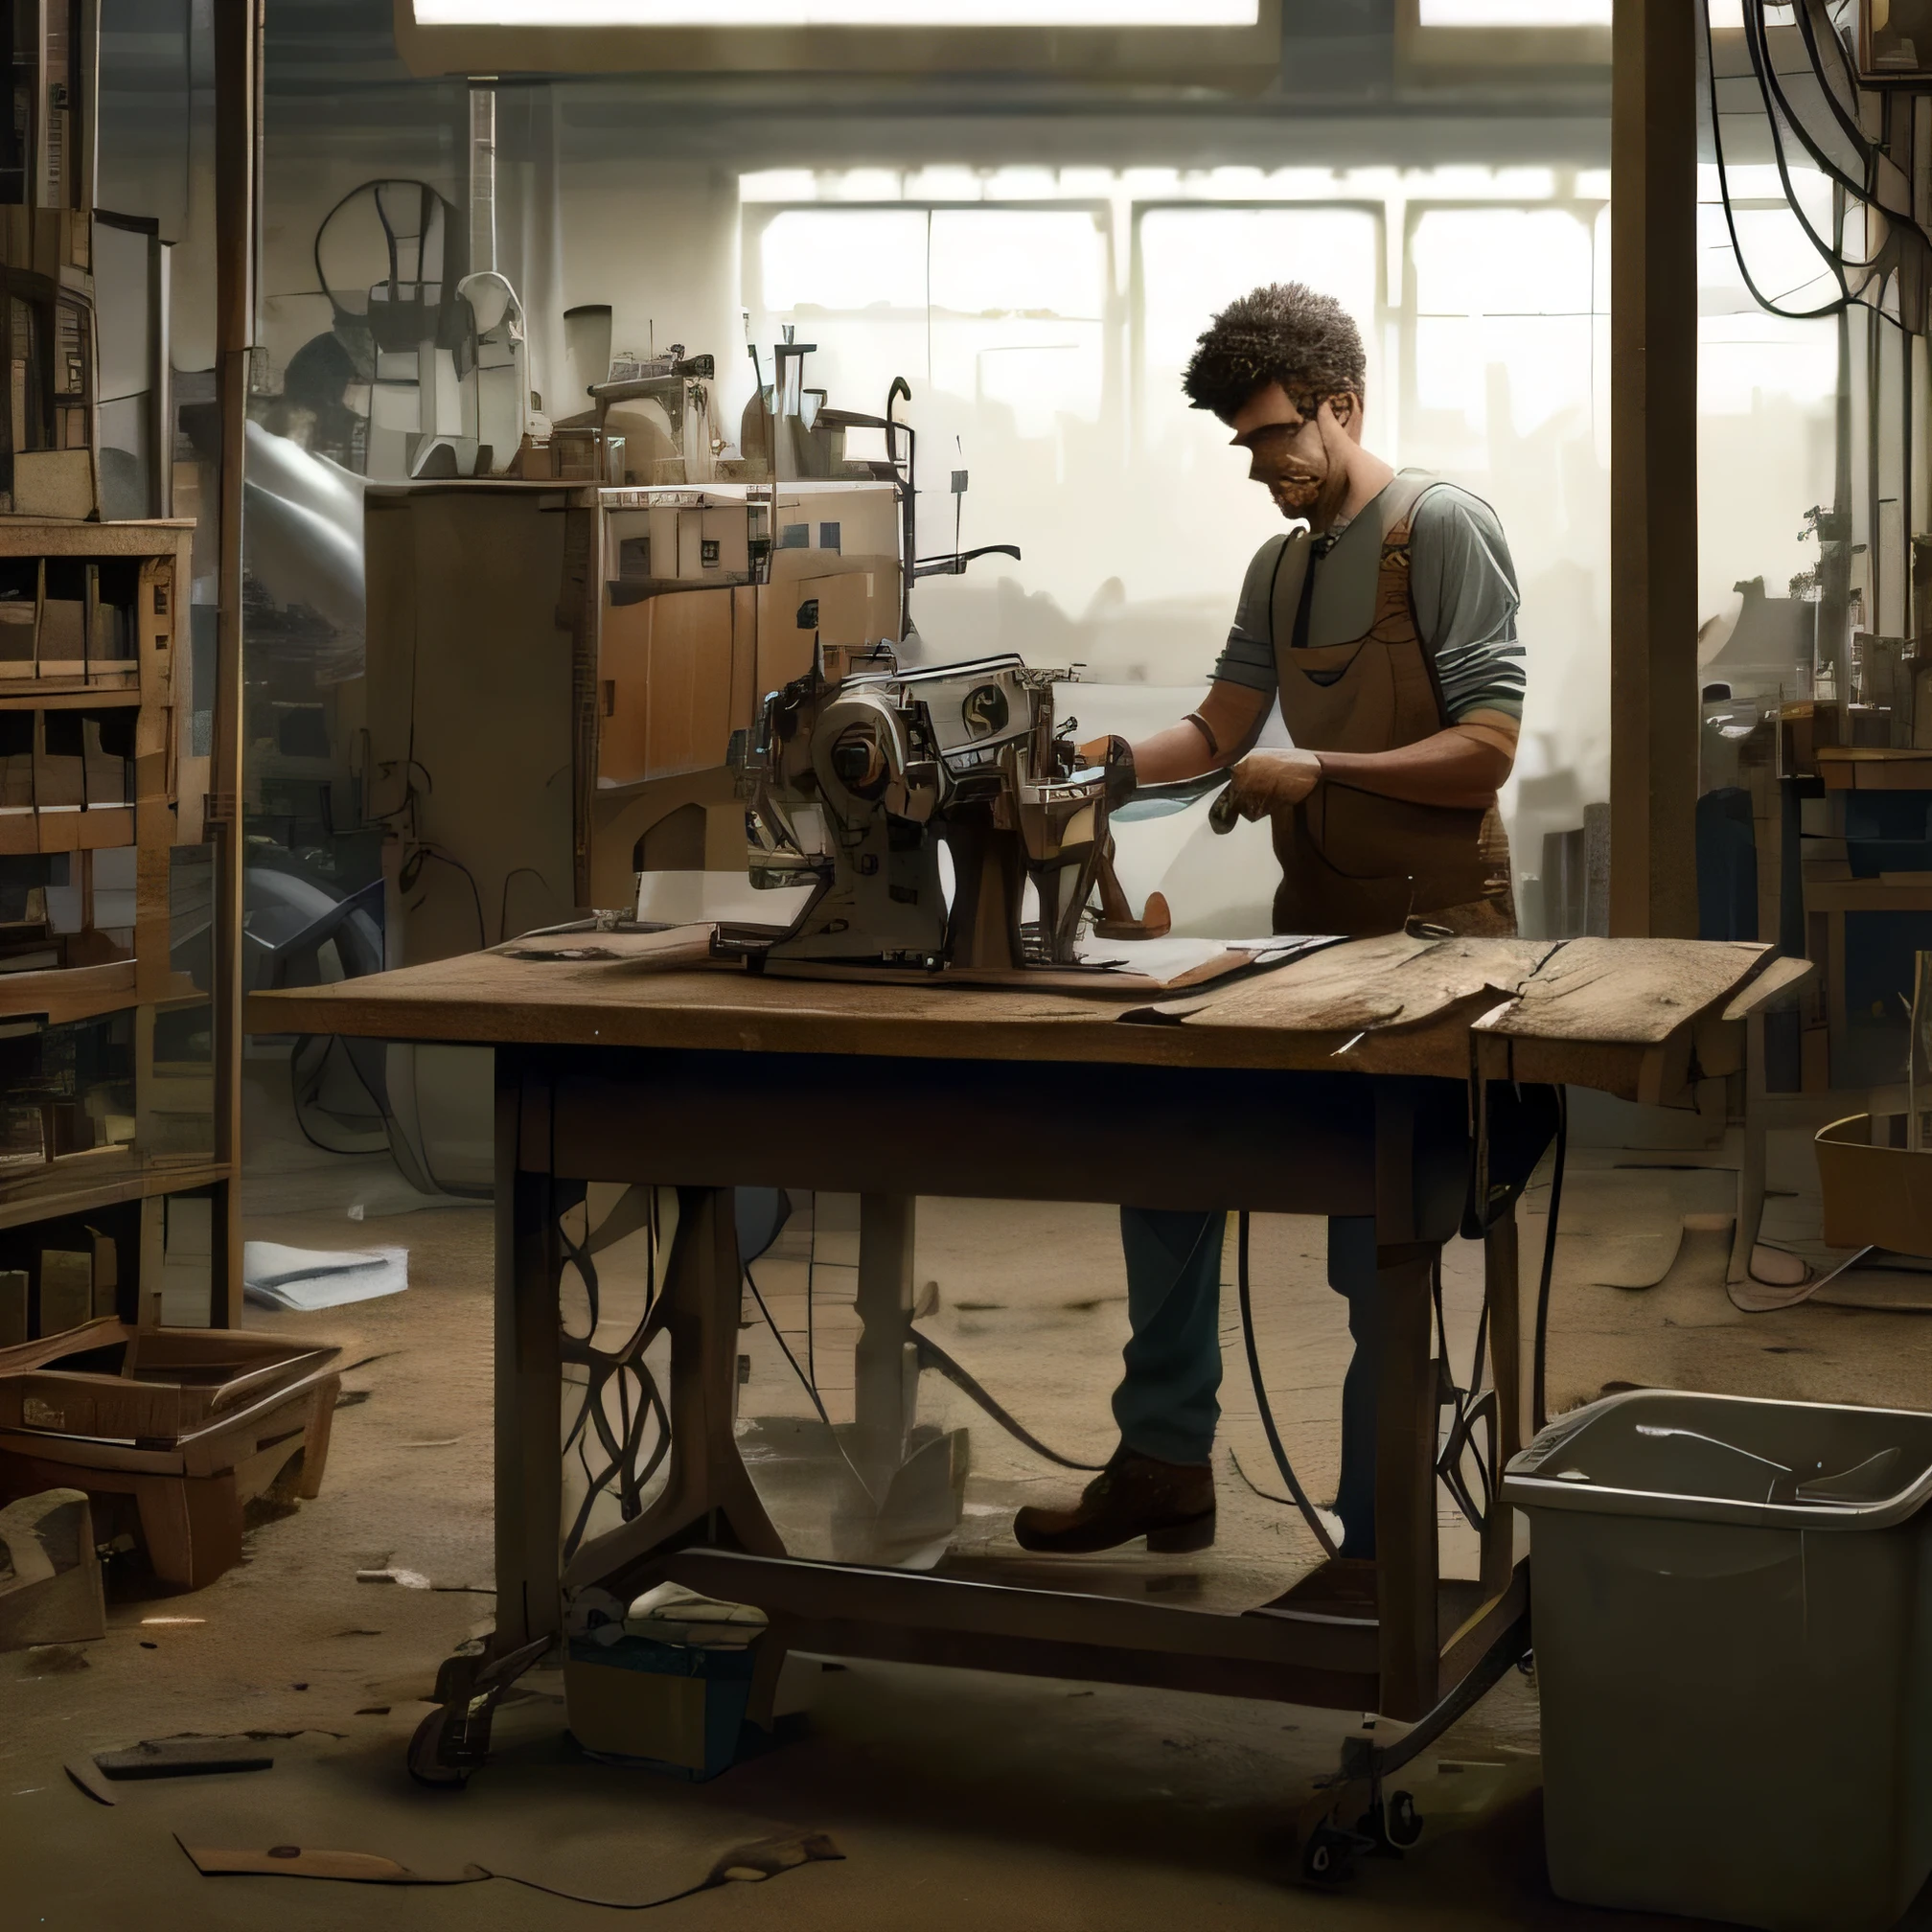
[175,1828,844,1905]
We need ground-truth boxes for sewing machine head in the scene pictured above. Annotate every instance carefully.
[732,645,1118,970]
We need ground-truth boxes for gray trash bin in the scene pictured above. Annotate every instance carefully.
[1501,1389,1932,1932]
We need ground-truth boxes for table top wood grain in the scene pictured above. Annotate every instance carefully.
[246,927,1794,1104]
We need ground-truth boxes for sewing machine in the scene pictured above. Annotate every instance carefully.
[731,641,1165,971]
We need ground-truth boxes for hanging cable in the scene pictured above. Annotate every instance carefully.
[1698,0,1932,324]
[1531,1086,1569,1435]
[1707,8,1862,319]
[908,1329,1105,1473]
[1236,1210,1341,1562]
[744,1256,833,1431]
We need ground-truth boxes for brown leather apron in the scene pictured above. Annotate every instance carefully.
[1266,473,1515,938]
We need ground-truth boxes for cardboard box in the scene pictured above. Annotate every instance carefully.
[0,1273,25,1348]
[564,1635,757,1780]
[36,1251,92,1337]
[12,448,94,520]
[1817,1114,1932,1255]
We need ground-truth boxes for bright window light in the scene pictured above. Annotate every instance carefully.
[413,1,1256,23]
[1418,0,1610,21]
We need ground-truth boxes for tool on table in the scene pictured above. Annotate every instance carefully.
[729,628,1167,969]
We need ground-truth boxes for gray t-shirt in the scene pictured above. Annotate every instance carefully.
[1212,477,1525,723]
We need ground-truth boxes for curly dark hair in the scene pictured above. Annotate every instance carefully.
[1182,282,1367,421]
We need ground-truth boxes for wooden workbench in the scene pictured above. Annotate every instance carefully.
[247,928,1794,1775]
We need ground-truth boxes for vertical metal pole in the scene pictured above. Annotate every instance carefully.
[854,1193,918,1477]
[469,78,496,278]
[1609,0,1699,938]
[211,0,255,1321]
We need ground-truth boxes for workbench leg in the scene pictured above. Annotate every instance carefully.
[1481,1208,1522,1602]
[495,1066,563,1650]
[854,1193,918,1482]
[1827,909,1847,1085]
[1373,1240,1440,1723]
[1730,1009,1768,1286]
[559,1185,783,1600]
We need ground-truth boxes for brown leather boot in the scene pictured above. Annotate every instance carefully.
[1011,1447,1215,1554]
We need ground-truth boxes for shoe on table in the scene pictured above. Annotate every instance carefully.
[1012,1445,1215,1555]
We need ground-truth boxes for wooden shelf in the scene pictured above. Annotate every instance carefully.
[1804,877,1932,912]
[0,1157,228,1235]
[1817,748,1932,791]
[0,963,204,1025]
[0,518,196,554]
[0,518,237,1324]
[0,680,142,707]
[0,806,139,855]
[0,957,135,1024]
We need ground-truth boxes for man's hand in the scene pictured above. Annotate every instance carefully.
[1226,748,1322,820]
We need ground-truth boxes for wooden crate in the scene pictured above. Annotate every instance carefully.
[0,1318,340,1590]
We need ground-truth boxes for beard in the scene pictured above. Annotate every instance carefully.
[1271,468,1324,516]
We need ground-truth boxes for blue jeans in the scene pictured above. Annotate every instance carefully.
[1113,1207,1381,1557]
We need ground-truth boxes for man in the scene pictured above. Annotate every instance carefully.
[1014,282,1525,1562]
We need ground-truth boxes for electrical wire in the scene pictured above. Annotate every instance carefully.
[744,1256,832,1430]
[496,864,556,944]
[1708,8,1864,319]
[1235,1210,1341,1562]
[399,843,488,952]
[1700,0,1932,325]
[908,1328,1105,1473]
[1530,1086,1569,1436]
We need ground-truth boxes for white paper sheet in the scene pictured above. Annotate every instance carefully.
[242,1240,409,1312]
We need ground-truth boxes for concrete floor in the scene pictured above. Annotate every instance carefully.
[6,1078,1932,1930]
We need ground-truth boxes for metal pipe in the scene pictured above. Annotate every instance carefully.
[469,79,497,278]
[212,0,257,1322]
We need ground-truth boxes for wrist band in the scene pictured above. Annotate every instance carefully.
[1183,710,1220,758]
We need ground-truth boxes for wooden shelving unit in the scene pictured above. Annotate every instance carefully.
[0,518,239,1344]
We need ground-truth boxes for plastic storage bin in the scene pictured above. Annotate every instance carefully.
[1502,1389,1932,1932]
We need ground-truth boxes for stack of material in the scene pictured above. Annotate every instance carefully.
[0,1321,340,1591]
[566,1583,770,1781]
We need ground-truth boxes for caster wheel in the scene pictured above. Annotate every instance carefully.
[1301,1823,1356,1885]
[1385,1789,1424,1851]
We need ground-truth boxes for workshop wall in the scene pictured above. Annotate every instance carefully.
[114,3,1832,957]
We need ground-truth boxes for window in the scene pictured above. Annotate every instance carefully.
[742,164,1828,908]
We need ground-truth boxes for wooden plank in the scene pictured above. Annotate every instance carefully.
[1176,933,1553,1039]
[1719,953,1813,1023]
[213,0,252,1328]
[652,1547,1380,1676]
[1610,0,1699,937]
[1805,878,1932,911]
[497,1083,564,1649]
[0,957,135,1024]
[760,1614,1379,1712]
[1482,1208,1523,1602]
[1477,937,1770,1045]
[1373,1243,1439,1723]
[0,520,195,558]
[534,1050,1389,1218]
[245,932,1776,1099]
[1816,747,1932,791]
[0,1160,232,1237]
[0,687,142,709]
